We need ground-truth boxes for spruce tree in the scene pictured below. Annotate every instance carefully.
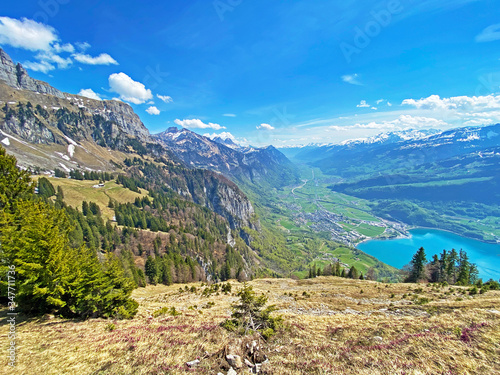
[407,247,427,283]
[348,266,359,279]
[456,250,471,285]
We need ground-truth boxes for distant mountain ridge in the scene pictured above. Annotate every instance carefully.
[154,127,299,189]
[285,124,500,177]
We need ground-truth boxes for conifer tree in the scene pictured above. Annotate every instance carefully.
[348,266,359,279]
[407,247,427,283]
[456,250,471,285]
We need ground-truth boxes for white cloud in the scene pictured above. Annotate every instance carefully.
[78,88,102,101]
[76,42,91,51]
[257,123,275,130]
[157,94,173,103]
[52,43,74,53]
[35,51,72,69]
[74,53,118,65]
[108,73,153,104]
[204,131,237,142]
[22,60,55,73]
[356,100,370,108]
[342,74,362,86]
[0,17,58,51]
[376,99,385,105]
[371,107,378,110]
[476,24,500,43]
[387,102,393,107]
[223,113,236,117]
[329,115,448,131]
[146,106,161,115]
[402,94,500,110]
[174,118,225,130]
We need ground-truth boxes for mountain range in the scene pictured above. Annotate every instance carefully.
[284,124,500,178]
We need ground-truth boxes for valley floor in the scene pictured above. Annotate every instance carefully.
[1,278,499,374]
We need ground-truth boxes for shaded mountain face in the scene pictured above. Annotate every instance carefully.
[0,48,256,231]
[154,127,300,189]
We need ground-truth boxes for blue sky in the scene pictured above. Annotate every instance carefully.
[1,0,500,146]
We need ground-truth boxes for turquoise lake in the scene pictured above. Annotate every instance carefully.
[357,228,500,281]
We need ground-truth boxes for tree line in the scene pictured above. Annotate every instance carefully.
[406,247,479,285]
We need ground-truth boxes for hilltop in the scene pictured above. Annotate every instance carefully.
[3,276,499,374]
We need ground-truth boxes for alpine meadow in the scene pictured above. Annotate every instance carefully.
[0,1,500,374]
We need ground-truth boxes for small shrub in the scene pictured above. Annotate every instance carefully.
[221,284,283,339]
[261,328,275,340]
[105,323,116,331]
[415,297,430,305]
[153,306,181,317]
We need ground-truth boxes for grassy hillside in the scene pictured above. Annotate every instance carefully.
[2,277,499,374]
[33,176,148,221]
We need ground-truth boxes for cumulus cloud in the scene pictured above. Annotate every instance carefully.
[0,17,58,51]
[356,100,370,108]
[257,123,275,130]
[53,43,74,53]
[402,94,500,111]
[475,24,500,43]
[73,53,118,65]
[35,51,72,69]
[75,42,91,51]
[108,73,153,104]
[146,106,161,115]
[78,88,102,100]
[157,94,173,103]
[342,74,362,85]
[174,119,225,130]
[22,60,55,73]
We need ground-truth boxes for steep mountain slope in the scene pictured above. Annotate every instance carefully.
[154,127,300,189]
[0,48,257,234]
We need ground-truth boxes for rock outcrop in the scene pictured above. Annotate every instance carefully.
[0,49,65,98]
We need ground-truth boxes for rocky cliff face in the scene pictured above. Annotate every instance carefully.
[0,48,151,145]
[0,49,65,98]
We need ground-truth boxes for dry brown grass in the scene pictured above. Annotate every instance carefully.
[1,277,499,374]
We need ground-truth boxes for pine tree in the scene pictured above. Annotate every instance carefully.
[82,201,89,216]
[348,266,359,279]
[37,177,55,198]
[0,146,33,211]
[407,247,427,283]
[447,249,459,284]
[439,250,448,282]
[145,256,160,284]
[456,250,471,285]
